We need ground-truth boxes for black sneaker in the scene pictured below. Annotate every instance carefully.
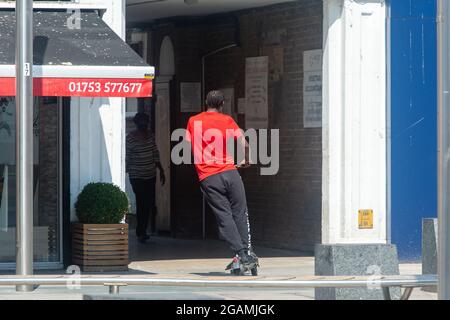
[248,250,259,263]
[237,249,257,265]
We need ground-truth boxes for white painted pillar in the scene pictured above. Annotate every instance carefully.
[322,0,387,244]
[70,0,127,220]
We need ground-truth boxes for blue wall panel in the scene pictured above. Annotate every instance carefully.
[390,0,436,18]
[390,0,437,261]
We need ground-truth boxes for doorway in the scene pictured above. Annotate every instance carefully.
[126,0,324,252]
[126,33,173,235]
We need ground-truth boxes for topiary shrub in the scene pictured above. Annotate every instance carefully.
[75,183,129,224]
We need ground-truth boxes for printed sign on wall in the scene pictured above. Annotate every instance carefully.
[245,56,269,129]
[303,49,323,128]
[358,209,374,230]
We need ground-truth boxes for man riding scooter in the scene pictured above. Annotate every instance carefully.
[186,90,259,275]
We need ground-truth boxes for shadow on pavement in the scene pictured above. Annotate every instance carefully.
[129,236,311,262]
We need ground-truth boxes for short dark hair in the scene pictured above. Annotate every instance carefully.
[133,112,150,126]
[205,90,225,109]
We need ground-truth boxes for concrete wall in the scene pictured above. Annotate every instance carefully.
[322,0,388,244]
[149,0,323,252]
[38,98,59,261]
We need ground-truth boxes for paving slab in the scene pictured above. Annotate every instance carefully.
[0,237,437,300]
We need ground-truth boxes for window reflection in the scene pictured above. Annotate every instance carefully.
[0,97,60,264]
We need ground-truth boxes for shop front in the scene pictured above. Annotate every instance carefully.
[0,0,437,270]
[0,4,154,269]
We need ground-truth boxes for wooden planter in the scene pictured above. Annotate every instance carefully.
[72,223,129,272]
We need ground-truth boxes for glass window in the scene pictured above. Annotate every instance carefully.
[0,97,61,264]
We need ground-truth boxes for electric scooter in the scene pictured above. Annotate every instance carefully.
[225,250,259,276]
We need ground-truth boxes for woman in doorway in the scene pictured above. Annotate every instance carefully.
[126,112,165,243]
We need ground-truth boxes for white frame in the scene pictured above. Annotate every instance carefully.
[385,2,392,244]
[0,65,154,79]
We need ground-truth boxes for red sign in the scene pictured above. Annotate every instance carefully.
[0,77,153,97]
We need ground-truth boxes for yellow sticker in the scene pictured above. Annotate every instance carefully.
[358,209,374,229]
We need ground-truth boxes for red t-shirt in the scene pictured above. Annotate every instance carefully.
[186,112,244,181]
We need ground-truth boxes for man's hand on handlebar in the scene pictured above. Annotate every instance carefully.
[237,159,251,169]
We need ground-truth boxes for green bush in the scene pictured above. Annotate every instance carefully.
[75,183,129,224]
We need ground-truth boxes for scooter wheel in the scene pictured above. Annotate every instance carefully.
[251,267,258,276]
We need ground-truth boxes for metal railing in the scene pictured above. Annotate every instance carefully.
[0,274,438,300]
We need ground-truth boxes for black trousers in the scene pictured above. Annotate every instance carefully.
[130,178,156,237]
[200,170,251,253]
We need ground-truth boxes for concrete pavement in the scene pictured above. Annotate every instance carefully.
[0,237,438,300]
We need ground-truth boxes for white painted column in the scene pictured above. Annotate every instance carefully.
[70,0,127,220]
[322,0,387,244]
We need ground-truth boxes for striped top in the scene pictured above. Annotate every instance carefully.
[126,131,160,180]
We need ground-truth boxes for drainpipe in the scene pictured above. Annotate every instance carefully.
[15,0,34,292]
[437,0,450,300]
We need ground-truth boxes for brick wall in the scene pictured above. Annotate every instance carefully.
[38,97,59,262]
[148,0,323,252]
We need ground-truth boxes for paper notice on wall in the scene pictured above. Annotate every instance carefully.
[358,209,374,230]
[303,49,323,128]
[0,98,15,165]
[245,56,269,129]
[180,82,202,113]
[220,88,234,116]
